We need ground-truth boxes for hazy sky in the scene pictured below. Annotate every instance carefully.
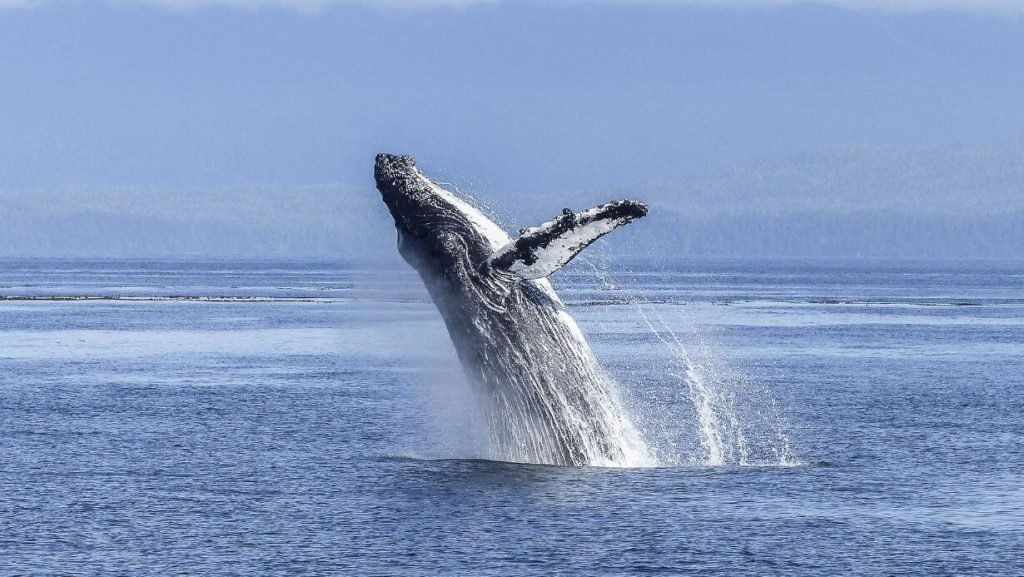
[2,0,1023,193]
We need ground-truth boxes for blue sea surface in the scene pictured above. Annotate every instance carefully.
[1,257,1022,575]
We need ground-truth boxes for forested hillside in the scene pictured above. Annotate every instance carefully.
[2,144,1021,259]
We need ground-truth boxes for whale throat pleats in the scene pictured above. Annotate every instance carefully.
[487,200,649,280]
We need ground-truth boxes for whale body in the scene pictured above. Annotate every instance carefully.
[375,153,650,466]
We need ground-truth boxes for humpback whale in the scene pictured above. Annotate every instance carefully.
[375,153,651,466]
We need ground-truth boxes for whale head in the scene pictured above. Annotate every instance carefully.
[375,153,509,280]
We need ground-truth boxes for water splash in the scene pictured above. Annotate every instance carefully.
[465,294,655,468]
[638,306,796,466]
[579,258,797,467]
[410,244,655,468]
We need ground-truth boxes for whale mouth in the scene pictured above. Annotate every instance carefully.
[374,153,418,192]
[375,153,418,225]
[375,152,451,247]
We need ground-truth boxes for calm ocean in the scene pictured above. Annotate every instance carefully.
[2,257,1021,575]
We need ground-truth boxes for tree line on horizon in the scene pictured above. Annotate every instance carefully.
[1,144,1021,260]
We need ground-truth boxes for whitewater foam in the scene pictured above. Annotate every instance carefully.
[578,257,797,467]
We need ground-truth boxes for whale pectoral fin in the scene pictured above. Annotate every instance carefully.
[487,200,648,280]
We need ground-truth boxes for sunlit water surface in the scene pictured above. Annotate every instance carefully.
[1,257,1022,575]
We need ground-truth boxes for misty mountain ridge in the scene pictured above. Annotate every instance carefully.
[636,142,1024,217]
[0,184,392,258]
[2,143,1021,259]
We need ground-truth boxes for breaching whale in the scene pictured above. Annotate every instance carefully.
[375,153,651,466]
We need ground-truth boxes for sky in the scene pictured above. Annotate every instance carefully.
[2,0,1023,191]
[1,1,1022,258]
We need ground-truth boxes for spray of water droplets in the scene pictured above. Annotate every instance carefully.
[577,257,798,467]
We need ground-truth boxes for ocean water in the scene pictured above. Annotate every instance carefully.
[1,257,1022,575]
